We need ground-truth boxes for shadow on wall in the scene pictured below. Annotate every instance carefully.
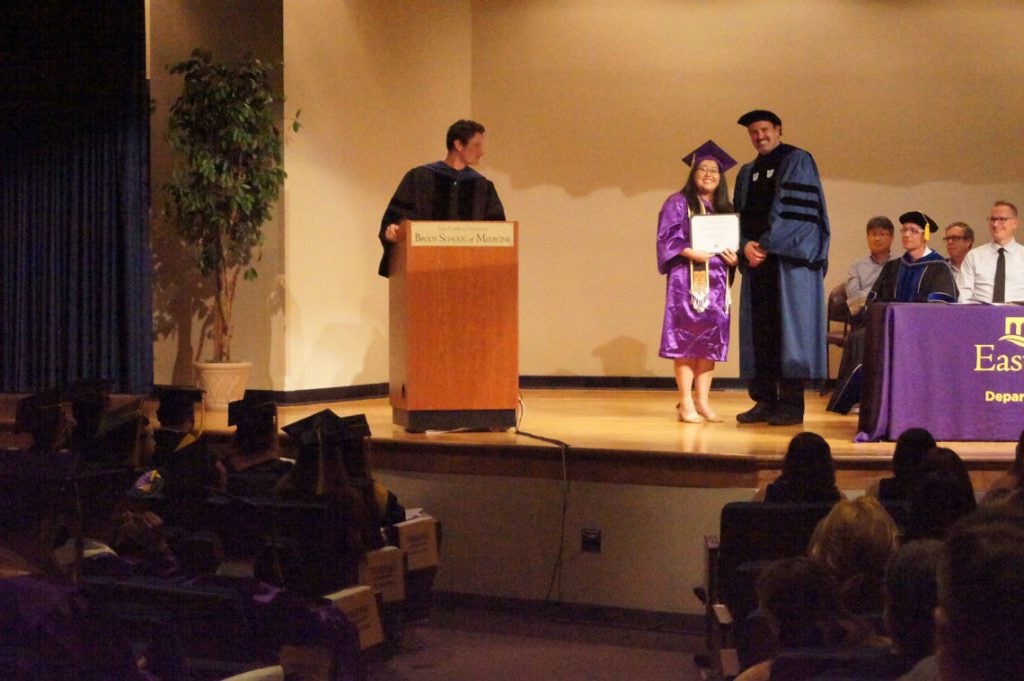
[151,218,210,385]
[592,336,654,377]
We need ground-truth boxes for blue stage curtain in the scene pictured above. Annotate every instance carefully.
[0,1,152,392]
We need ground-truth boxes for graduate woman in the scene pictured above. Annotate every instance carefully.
[656,140,739,423]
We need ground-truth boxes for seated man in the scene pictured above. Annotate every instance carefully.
[845,216,897,320]
[867,211,958,304]
[942,221,974,284]
[828,211,956,413]
[958,200,1024,303]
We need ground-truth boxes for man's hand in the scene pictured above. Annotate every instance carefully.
[384,223,401,243]
[744,241,767,268]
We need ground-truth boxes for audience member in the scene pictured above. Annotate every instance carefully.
[276,411,387,556]
[67,377,110,456]
[147,386,225,498]
[865,427,937,501]
[980,428,1024,504]
[924,503,1024,681]
[920,447,976,507]
[151,385,205,465]
[734,557,866,681]
[942,221,974,282]
[0,448,149,679]
[752,432,844,503]
[224,392,293,496]
[14,389,73,455]
[884,540,943,672]
[958,200,1024,303]
[845,216,897,319]
[903,447,977,542]
[807,496,900,620]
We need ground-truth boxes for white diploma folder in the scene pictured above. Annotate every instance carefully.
[691,213,740,254]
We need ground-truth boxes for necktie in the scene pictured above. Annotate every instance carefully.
[993,247,1006,303]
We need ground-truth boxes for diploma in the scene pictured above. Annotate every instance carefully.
[691,213,739,254]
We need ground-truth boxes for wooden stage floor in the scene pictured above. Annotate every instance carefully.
[269,388,1015,492]
[1,388,1015,492]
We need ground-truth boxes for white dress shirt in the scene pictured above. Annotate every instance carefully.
[958,239,1024,303]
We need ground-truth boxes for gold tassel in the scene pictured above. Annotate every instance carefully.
[315,427,326,496]
[689,199,710,312]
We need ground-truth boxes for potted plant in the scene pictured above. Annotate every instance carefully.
[164,48,298,408]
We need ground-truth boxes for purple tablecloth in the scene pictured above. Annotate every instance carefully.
[857,303,1024,442]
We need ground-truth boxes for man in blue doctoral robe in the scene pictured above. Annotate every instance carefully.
[378,119,506,277]
[733,110,830,426]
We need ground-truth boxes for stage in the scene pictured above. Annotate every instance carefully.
[274,388,1015,493]
[1,388,1016,493]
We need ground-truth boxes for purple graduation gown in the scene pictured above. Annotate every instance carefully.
[657,194,731,362]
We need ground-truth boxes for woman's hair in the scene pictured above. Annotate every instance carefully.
[904,447,977,541]
[1011,428,1024,477]
[757,556,847,649]
[892,428,936,484]
[680,163,734,215]
[884,539,942,662]
[776,432,839,502]
[808,496,900,614]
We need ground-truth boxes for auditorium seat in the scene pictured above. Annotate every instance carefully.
[83,575,268,680]
[769,647,913,680]
[702,500,911,678]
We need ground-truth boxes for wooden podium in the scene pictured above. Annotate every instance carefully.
[388,220,519,431]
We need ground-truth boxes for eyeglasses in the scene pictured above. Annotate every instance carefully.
[989,216,1015,223]
[695,167,720,176]
[942,236,969,242]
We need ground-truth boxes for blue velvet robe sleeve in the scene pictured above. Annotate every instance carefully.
[757,149,830,266]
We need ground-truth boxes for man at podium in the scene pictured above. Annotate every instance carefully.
[378,119,506,277]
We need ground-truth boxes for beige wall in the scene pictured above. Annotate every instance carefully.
[150,0,285,387]
[155,1,1024,389]
[282,1,473,390]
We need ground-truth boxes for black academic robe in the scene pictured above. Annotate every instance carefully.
[734,144,830,379]
[867,251,958,304]
[377,161,505,276]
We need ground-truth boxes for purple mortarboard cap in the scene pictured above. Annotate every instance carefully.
[737,109,782,127]
[682,139,737,173]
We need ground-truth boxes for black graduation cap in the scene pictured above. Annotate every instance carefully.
[281,410,371,447]
[737,109,782,127]
[68,378,112,406]
[152,385,204,426]
[227,390,278,429]
[14,388,67,434]
[97,398,146,438]
[899,211,939,240]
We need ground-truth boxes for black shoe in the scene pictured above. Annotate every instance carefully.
[736,403,774,424]
[768,411,803,426]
